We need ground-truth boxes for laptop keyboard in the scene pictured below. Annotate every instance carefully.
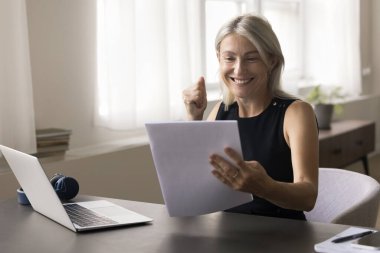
[64,203,118,227]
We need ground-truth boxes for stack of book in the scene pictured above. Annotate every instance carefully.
[35,128,72,157]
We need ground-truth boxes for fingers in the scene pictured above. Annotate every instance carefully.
[209,155,242,191]
[224,147,248,171]
[182,76,207,107]
[210,148,267,194]
[182,76,208,120]
[209,154,240,179]
[211,169,235,186]
[208,148,248,184]
[197,76,206,92]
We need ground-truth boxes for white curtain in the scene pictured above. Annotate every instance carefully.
[0,0,36,153]
[96,0,203,130]
[304,0,361,96]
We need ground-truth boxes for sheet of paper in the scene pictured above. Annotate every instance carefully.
[145,121,253,217]
[315,227,378,253]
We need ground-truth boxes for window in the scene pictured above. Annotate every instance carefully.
[96,1,203,130]
[261,0,303,82]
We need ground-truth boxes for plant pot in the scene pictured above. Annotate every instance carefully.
[314,104,333,130]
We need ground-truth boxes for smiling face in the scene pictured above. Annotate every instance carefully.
[218,33,271,101]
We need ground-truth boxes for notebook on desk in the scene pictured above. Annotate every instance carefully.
[145,121,253,217]
[0,145,153,232]
[315,227,378,253]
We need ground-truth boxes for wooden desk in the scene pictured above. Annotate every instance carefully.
[0,195,350,253]
[319,120,375,175]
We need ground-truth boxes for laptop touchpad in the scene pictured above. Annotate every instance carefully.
[92,206,132,217]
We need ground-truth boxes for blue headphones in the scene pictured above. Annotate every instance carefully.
[49,173,79,200]
[17,173,79,205]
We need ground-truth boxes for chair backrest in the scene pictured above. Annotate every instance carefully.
[305,168,380,227]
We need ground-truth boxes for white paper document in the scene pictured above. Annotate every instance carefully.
[315,227,378,253]
[145,121,253,217]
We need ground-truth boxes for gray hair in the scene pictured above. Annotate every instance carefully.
[215,14,293,108]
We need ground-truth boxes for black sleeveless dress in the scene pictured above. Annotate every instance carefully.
[215,97,306,220]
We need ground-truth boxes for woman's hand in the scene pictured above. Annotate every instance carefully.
[209,147,272,198]
[182,76,207,120]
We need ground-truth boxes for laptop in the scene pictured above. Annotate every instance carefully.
[0,145,153,232]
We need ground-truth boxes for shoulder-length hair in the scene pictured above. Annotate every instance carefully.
[215,14,294,109]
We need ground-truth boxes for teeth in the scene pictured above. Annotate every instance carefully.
[232,78,251,84]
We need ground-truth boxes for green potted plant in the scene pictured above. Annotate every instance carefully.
[306,85,344,129]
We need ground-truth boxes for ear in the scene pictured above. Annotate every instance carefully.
[216,51,221,62]
[269,57,278,72]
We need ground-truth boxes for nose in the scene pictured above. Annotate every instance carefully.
[233,59,246,75]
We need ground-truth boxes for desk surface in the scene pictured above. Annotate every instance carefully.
[1,195,349,253]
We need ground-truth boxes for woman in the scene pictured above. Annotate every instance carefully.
[182,14,318,220]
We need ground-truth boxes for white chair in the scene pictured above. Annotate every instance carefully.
[305,168,380,227]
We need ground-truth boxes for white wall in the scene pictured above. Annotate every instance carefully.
[372,0,380,95]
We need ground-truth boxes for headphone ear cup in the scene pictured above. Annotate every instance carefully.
[51,174,79,200]
[50,174,64,188]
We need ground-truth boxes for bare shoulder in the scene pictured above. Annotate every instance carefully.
[284,100,318,148]
[206,101,223,121]
[287,100,314,117]
[284,100,317,132]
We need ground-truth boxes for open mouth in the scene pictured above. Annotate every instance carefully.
[230,77,254,84]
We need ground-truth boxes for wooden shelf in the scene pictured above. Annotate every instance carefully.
[319,120,375,175]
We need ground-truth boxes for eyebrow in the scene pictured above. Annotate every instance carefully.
[221,50,259,56]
